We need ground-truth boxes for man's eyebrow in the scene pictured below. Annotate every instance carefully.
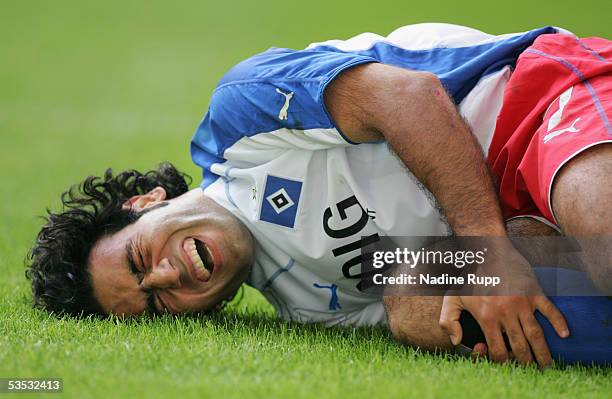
[125,241,159,315]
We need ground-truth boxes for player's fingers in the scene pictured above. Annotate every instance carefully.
[535,296,570,338]
[439,297,463,346]
[471,342,488,359]
[480,321,508,363]
[520,312,553,367]
[503,319,533,365]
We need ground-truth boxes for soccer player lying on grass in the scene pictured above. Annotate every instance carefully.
[27,24,611,367]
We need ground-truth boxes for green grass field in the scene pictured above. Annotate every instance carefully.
[1,1,611,397]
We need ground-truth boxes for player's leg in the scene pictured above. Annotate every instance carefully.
[386,217,611,366]
[384,295,452,351]
[551,144,612,293]
[505,217,560,237]
[384,218,558,354]
[385,292,612,366]
[515,65,612,294]
[458,290,612,367]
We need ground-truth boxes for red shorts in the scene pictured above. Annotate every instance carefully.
[488,33,612,227]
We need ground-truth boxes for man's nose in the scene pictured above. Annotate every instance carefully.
[140,258,181,289]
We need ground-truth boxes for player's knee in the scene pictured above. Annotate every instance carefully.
[505,218,560,237]
[387,311,409,343]
[384,296,452,351]
[551,144,612,293]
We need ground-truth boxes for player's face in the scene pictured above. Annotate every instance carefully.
[88,188,254,315]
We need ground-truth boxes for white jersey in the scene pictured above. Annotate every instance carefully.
[190,23,564,326]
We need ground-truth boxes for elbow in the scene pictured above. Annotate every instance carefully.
[381,70,450,129]
[413,71,442,88]
[395,71,443,100]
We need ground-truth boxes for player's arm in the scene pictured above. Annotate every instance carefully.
[325,63,505,236]
[324,63,569,366]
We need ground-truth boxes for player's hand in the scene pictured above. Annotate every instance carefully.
[438,241,569,367]
[440,295,569,366]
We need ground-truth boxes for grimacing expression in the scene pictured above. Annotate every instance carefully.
[88,187,254,315]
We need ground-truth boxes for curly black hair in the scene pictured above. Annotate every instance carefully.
[26,162,191,316]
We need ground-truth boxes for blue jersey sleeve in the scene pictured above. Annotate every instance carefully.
[190,48,377,187]
[206,47,375,142]
[190,25,558,188]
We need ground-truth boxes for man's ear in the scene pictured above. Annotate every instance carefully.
[122,187,167,212]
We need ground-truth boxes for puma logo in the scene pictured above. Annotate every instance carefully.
[543,86,581,143]
[543,117,581,143]
[547,86,574,132]
[275,88,293,121]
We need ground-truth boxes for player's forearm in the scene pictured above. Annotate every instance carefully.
[325,63,506,237]
[376,72,506,237]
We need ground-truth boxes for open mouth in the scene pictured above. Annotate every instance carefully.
[184,237,215,281]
